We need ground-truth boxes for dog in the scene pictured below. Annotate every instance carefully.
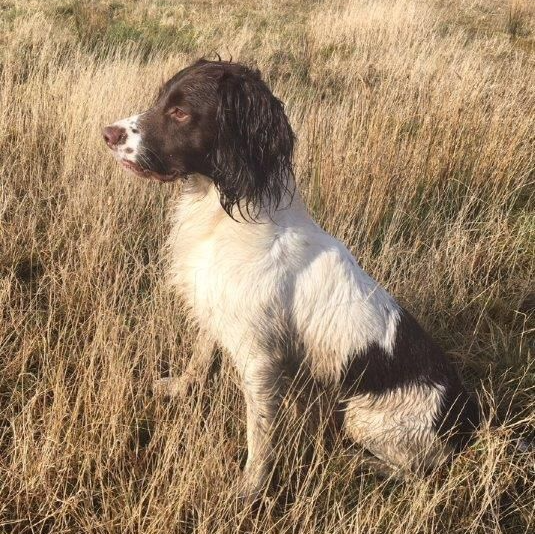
[103,59,479,501]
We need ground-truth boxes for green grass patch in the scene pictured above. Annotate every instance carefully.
[56,1,198,59]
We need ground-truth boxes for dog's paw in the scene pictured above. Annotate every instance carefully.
[235,471,270,509]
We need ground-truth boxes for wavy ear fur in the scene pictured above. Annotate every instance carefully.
[211,67,295,219]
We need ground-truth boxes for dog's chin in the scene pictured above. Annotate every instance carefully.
[120,159,181,183]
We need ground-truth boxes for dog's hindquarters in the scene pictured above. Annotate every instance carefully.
[342,385,451,473]
[339,309,480,473]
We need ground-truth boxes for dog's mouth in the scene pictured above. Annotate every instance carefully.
[120,159,180,183]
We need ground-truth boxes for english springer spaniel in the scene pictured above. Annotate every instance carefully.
[103,59,479,501]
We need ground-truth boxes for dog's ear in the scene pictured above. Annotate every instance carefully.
[211,68,295,219]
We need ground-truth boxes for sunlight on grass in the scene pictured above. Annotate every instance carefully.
[0,0,533,532]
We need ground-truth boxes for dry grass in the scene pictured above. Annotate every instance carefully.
[0,0,534,532]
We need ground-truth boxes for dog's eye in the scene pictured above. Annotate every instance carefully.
[170,107,189,122]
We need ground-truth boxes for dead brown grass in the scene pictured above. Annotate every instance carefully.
[0,0,534,532]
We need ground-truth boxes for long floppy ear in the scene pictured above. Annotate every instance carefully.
[211,67,295,219]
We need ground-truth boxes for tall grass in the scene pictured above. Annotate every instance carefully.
[0,0,533,532]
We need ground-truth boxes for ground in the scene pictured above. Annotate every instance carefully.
[0,0,534,532]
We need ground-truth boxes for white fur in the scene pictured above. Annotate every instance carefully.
[344,385,448,471]
[167,176,400,385]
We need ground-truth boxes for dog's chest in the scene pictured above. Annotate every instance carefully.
[167,201,281,334]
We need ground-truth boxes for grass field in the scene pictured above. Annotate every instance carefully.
[0,0,534,532]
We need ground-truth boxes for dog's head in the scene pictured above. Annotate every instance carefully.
[103,59,295,217]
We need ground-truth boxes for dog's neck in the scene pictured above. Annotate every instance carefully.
[178,173,309,227]
[167,172,315,302]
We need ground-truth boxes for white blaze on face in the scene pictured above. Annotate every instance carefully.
[110,114,142,163]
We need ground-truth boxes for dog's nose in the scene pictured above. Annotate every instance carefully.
[102,125,126,149]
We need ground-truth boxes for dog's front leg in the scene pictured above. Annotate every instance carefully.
[153,332,216,399]
[239,361,285,503]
